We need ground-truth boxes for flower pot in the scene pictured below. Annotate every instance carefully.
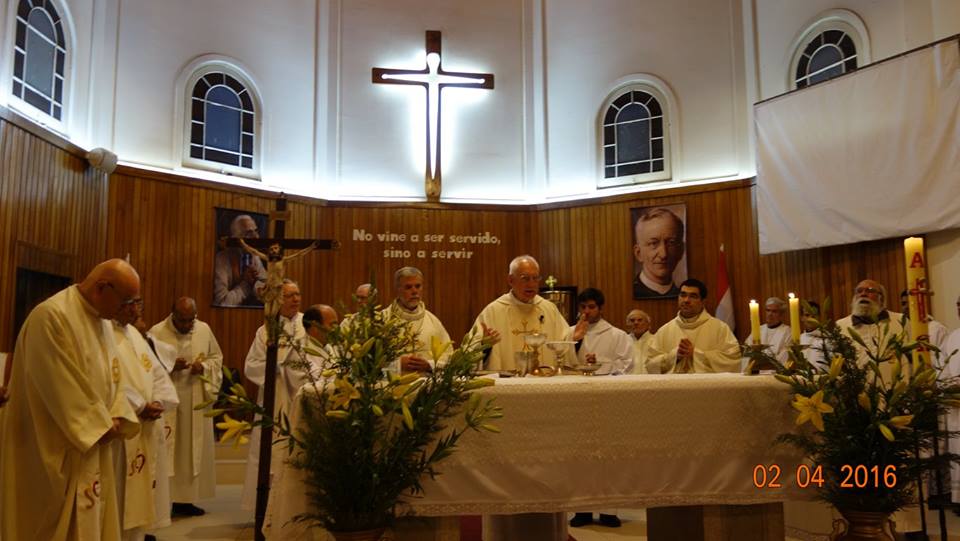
[830,509,896,541]
[330,528,388,541]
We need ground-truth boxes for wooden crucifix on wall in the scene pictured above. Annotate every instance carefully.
[225,196,339,541]
[372,30,495,202]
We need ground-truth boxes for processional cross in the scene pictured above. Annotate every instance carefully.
[224,196,339,541]
[372,30,494,202]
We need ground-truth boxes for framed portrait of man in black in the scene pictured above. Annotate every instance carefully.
[631,203,687,299]
[213,208,269,308]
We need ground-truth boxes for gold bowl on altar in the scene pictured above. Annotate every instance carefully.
[574,364,600,376]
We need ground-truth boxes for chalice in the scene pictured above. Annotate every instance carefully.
[523,332,548,376]
[545,341,576,375]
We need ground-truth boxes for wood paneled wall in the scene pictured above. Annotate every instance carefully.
[759,237,909,321]
[1,109,917,367]
[536,181,762,339]
[0,110,108,351]
[108,170,539,370]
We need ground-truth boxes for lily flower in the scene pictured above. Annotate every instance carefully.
[330,377,361,410]
[792,390,834,431]
[431,335,451,362]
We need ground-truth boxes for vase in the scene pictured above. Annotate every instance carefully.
[330,528,388,541]
[829,509,896,541]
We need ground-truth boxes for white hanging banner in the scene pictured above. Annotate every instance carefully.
[755,40,960,255]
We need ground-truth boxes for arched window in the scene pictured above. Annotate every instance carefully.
[186,70,257,173]
[790,11,869,90]
[11,0,67,121]
[601,87,669,186]
[794,30,857,88]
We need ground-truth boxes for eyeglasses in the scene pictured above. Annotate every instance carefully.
[104,282,140,306]
[173,315,197,324]
[515,274,541,283]
[855,287,881,295]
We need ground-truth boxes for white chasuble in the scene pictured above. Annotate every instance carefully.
[471,293,571,371]
[382,301,452,368]
[647,310,741,374]
[149,316,223,502]
[0,286,140,541]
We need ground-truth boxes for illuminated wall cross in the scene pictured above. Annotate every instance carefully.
[372,31,494,202]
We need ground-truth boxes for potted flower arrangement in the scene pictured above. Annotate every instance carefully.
[210,290,502,540]
[743,303,960,541]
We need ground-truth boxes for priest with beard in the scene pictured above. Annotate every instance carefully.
[382,266,451,373]
[835,279,904,367]
[646,278,740,374]
[469,254,571,541]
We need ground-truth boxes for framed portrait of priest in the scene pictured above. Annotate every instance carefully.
[213,208,269,308]
[631,203,687,299]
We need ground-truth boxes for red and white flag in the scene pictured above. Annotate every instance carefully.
[715,243,735,332]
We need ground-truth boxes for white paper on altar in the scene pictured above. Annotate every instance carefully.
[755,41,960,255]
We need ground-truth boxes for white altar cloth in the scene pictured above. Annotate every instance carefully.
[264,374,806,538]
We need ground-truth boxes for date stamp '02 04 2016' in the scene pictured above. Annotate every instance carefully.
[753,464,898,489]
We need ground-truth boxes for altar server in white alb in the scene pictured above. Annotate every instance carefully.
[647,279,741,374]
[470,254,570,541]
[744,297,792,364]
[626,309,654,373]
[569,288,633,375]
[471,255,571,372]
[150,296,223,516]
[382,266,452,373]
[0,259,142,541]
[242,280,326,510]
[111,300,179,541]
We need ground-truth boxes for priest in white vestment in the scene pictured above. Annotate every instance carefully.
[835,280,905,371]
[133,315,180,532]
[470,255,570,541]
[382,266,452,373]
[150,296,223,515]
[626,309,654,374]
[242,280,325,511]
[0,259,142,541]
[742,297,792,370]
[568,288,633,375]
[111,304,179,541]
[944,300,960,501]
[647,279,740,374]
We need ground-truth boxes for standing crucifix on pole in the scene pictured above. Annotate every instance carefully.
[223,196,339,541]
[372,30,494,202]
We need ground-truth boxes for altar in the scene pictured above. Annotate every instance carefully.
[264,373,807,540]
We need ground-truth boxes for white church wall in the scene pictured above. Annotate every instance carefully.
[335,0,527,201]
[542,0,751,198]
[0,0,102,148]
[111,0,318,191]
[753,0,953,101]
